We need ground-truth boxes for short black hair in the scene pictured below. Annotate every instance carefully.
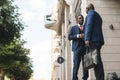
[75,14,84,21]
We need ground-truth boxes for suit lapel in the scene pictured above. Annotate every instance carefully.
[76,25,80,34]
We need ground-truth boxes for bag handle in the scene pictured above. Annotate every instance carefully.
[86,46,90,54]
[86,46,93,55]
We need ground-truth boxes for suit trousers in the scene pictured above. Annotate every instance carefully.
[73,48,88,80]
[90,46,105,80]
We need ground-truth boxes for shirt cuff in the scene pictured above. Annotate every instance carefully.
[77,34,79,38]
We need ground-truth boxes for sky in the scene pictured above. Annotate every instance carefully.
[14,0,56,80]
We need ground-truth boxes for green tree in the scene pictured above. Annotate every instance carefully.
[0,39,33,80]
[0,0,24,45]
[0,0,33,80]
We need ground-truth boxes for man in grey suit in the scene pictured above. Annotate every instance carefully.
[84,3,105,80]
[68,15,88,80]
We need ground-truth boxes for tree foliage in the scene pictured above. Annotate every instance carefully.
[0,0,24,45]
[3,39,33,80]
[0,39,33,80]
[0,0,33,80]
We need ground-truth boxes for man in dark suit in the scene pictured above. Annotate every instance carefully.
[84,3,105,80]
[68,15,88,80]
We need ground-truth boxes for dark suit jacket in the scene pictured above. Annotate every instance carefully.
[68,25,85,51]
[84,10,104,47]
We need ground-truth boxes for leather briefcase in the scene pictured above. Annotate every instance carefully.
[83,47,98,70]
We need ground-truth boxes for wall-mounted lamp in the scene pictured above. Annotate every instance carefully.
[109,24,114,30]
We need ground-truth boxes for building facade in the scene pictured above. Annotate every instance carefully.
[45,0,120,80]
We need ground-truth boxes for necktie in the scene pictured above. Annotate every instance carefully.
[80,26,83,31]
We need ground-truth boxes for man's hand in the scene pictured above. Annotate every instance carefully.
[85,40,90,46]
[79,33,84,38]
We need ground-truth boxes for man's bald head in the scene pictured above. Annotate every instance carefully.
[86,3,95,14]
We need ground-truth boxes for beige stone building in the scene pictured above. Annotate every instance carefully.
[45,0,120,80]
